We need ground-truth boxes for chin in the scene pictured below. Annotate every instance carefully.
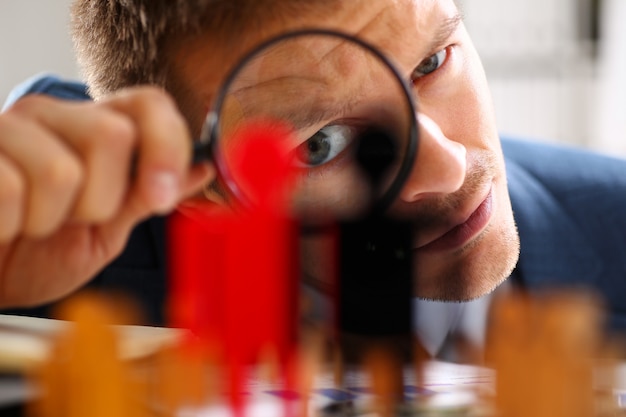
[415,201,520,302]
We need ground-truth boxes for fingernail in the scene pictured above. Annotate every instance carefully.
[148,171,179,212]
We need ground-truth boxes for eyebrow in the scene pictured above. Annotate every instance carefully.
[427,13,464,54]
[238,91,358,131]
[276,101,356,131]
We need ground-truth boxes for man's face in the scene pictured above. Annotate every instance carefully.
[176,0,520,301]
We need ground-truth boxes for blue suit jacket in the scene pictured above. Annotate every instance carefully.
[504,139,626,332]
[3,75,626,333]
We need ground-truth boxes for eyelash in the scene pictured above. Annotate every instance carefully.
[410,45,454,86]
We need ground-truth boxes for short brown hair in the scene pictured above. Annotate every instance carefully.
[71,0,337,100]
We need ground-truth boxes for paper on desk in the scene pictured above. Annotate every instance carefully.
[0,314,184,372]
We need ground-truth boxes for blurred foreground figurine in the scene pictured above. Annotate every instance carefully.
[335,128,417,416]
[167,120,300,417]
[486,291,611,417]
[29,293,144,417]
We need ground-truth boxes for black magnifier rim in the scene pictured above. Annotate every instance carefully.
[200,28,419,215]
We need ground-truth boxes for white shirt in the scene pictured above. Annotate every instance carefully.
[302,278,512,362]
[414,279,512,361]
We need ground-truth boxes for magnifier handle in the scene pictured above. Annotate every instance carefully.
[191,140,212,165]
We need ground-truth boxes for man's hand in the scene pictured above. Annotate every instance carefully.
[0,87,214,307]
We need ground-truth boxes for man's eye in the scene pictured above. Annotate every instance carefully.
[295,125,355,167]
[411,48,448,79]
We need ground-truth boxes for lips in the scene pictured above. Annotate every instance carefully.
[415,185,494,253]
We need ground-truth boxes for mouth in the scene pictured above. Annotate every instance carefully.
[415,184,494,253]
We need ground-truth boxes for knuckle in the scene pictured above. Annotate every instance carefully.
[130,88,187,133]
[135,86,176,107]
[93,201,119,222]
[0,218,19,242]
[74,188,122,223]
[5,95,49,116]
[0,109,29,136]
[5,96,36,115]
[88,112,136,150]
[0,169,24,205]
[0,172,23,242]
[37,154,84,193]
[117,85,177,113]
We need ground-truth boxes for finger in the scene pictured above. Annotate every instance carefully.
[180,162,215,199]
[9,96,134,222]
[0,110,83,237]
[104,87,191,215]
[0,153,24,242]
[60,108,135,222]
[89,162,215,262]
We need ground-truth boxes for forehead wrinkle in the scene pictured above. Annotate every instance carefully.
[339,2,463,74]
[351,4,399,48]
[229,38,339,95]
[232,74,324,95]
[233,84,358,131]
[269,98,359,131]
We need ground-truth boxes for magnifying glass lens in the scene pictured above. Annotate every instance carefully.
[209,31,417,223]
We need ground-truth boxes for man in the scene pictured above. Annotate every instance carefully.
[1,0,625,348]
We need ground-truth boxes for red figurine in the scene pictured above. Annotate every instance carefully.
[167,119,300,416]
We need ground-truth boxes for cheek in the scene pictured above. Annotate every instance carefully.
[455,75,498,145]
[420,51,499,148]
[452,39,499,141]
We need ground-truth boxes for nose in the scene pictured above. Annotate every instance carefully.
[398,113,466,202]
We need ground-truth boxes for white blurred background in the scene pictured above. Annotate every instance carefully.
[0,1,77,103]
[459,0,626,156]
[1,0,625,156]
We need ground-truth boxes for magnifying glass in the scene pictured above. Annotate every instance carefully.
[193,29,419,224]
